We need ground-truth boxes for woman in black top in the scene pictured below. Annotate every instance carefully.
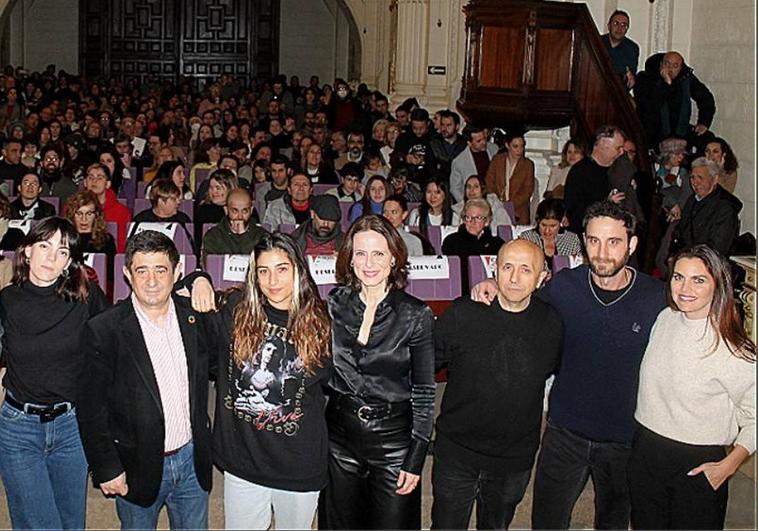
[193,168,238,249]
[318,214,435,529]
[189,232,332,529]
[0,217,108,529]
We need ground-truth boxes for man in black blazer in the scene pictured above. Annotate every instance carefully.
[77,230,213,530]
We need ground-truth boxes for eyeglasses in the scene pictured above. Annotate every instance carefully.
[611,20,629,28]
[463,215,488,222]
[43,155,60,162]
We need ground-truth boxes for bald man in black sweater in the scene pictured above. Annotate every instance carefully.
[432,240,564,530]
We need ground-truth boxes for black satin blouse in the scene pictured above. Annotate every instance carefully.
[326,285,436,473]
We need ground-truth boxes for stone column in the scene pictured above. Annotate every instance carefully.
[391,0,429,103]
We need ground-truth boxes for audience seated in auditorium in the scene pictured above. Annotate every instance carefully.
[442,198,506,290]
[84,162,131,252]
[201,188,267,266]
[383,194,425,257]
[518,199,582,271]
[485,131,535,224]
[10,171,55,220]
[704,137,739,194]
[429,109,467,180]
[672,157,742,258]
[450,125,499,203]
[335,130,365,171]
[291,194,344,256]
[408,177,459,239]
[0,190,24,251]
[133,179,191,225]
[388,162,423,203]
[64,190,117,258]
[452,175,512,232]
[38,144,77,203]
[395,108,437,183]
[544,139,586,200]
[325,161,362,203]
[655,137,692,222]
[262,172,312,227]
[0,138,25,185]
[302,143,337,184]
[348,175,390,222]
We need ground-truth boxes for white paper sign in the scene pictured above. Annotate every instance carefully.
[82,253,95,267]
[479,255,497,278]
[131,222,178,240]
[222,254,249,282]
[440,225,458,242]
[510,225,533,239]
[307,255,337,285]
[569,255,584,269]
[8,219,31,235]
[131,137,147,157]
[407,256,450,280]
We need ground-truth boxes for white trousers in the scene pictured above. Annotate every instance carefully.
[224,472,319,530]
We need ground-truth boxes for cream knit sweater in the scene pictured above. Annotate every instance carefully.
[635,307,756,454]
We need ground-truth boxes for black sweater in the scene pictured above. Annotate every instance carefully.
[210,291,332,492]
[435,296,563,471]
[0,279,108,404]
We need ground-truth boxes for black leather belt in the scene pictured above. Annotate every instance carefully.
[4,394,73,424]
[332,393,410,423]
[164,441,189,457]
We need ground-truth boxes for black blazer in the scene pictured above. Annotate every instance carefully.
[77,294,213,507]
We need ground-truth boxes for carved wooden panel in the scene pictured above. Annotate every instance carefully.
[478,26,523,89]
[80,0,278,85]
[535,28,572,91]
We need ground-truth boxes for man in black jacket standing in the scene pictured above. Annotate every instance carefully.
[77,231,213,530]
[432,239,563,529]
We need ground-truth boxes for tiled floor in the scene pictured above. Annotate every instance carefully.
[0,385,754,529]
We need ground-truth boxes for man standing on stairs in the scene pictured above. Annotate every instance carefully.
[601,10,640,90]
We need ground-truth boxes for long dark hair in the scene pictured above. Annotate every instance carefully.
[354,175,390,219]
[12,217,90,303]
[418,176,454,238]
[668,245,755,362]
[708,137,739,174]
[232,232,331,375]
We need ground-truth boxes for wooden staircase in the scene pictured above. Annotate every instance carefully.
[456,0,657,267]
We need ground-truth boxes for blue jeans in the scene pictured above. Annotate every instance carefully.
[531,422,632,530]
[0,400,88,530]
[115,441,208,530]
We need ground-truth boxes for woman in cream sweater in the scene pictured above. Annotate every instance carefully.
[629,244,755,530]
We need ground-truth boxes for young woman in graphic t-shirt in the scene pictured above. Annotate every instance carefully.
[190,232,332,530]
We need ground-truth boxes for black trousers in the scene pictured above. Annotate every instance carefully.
[628,425,728,530]
[318,395,420,530]
[431,451,531,530]
[531,422,632,530]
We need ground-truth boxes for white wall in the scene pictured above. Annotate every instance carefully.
[7,0,79,74]
[279,0,353,84]
[689,0,755,235]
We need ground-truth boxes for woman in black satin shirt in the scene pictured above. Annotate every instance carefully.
[318,214,435,530]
